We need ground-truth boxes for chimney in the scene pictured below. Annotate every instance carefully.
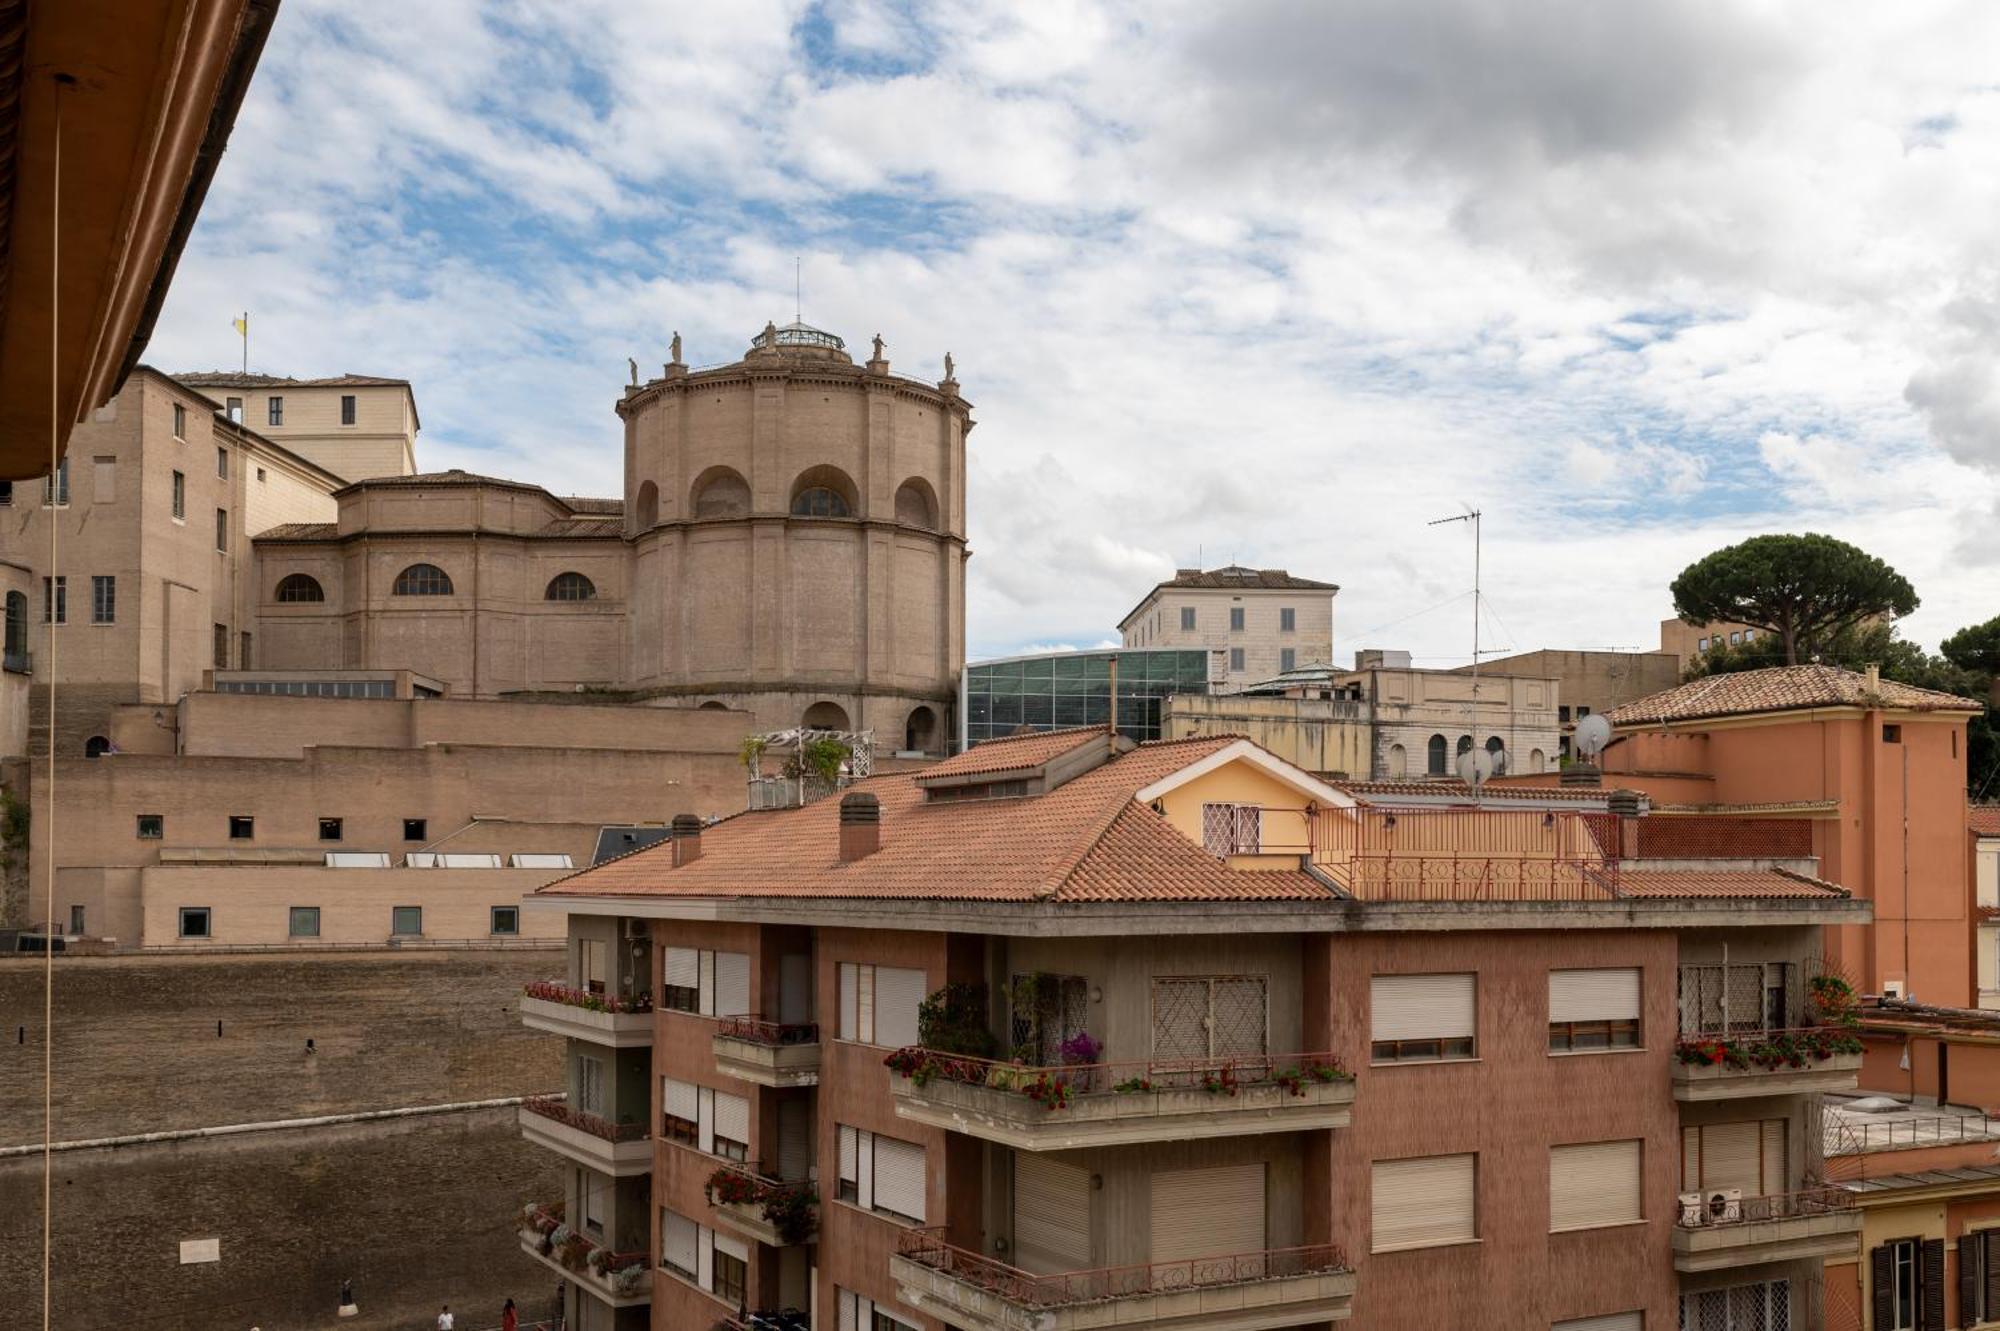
[1560,761,1602,788]
[838,792,881,862]
[1606,788,1644,858]
[670,813,703,867]
[1864,662,1881,695]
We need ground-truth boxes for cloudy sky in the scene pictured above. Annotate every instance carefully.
[150,0,2000,663]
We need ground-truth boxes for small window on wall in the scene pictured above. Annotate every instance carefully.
[403,819,427,842]
[490,906,519,936]
[289,907,320,938]
[317,818,343,842]
[1229,606,1245,631]
[1180,607,1195,630]
[1883,724,1902,743]
[137,814,164,839]
[340,394,356,425]
[1371,972,1476,1062]
[391,906,422,936]
[1280,607,1296,632]
[178,907,211,939]
[227,815,253,840]
[173,403,187,439]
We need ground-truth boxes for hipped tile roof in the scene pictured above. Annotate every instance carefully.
[1617,867,1846,899]
[918,726,1107,780]
[1607,665,1982,726]
[1330,780,1610,805]
[1971,806,2000,838]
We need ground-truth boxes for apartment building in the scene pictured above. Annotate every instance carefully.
[1976,808,2000,1011]
[521,727,1869,1331]
[1118,566,1337,689]
[176,371,421,482]
[1660,618,1766,670]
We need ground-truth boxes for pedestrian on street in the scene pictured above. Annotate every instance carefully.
[502,1297,518,1331]
[437,1305,454,1331]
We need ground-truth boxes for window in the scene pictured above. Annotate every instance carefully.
[1151,975,1268,1059]
[83,735,111,759]
[660,1207,697,1279]
[1229,647,1245,672]
[1680,1281,1790,1330]
[1958,1230,2000,1324]
[1280,607,1296,632]
[289,907,320,938]
[267,396,283,427]
[392,563,453,596]
[340,394,356,425]
[0,481,10,505]
[42,458,68,506]
[1577,706,1590,717]
[255,467,265,482]
[1200,802,1262,856]
[1180,606,1196,631]
[661,1076,699,1144]
[92,456,116,504]
[317,817,343,842]
[403,818,427,842]
[1677,961,1792,1035]
[712,1241,746,1305]
[216,446,229,479]
[838,1124,926,1221]
[1229,606,1245,631]
[391,905,422,936]
[1729,631,1742,645]
[43,576,65,625]
[1883,724,1902,743]
[213,623,229,668]
[136,814,163,839]
[90,576,114,625]
[178,907,211,939]
[1549,1140,1642,1231]
[839,1290,918,1331]
[1371,972,1476,1062]
[69,905,84,934]
[274,573,324,603]
[1875,1237,1924,1331]
[214,507,230,552]
[1280,647,1296,673]
[1681,1119,1787,1197]
[239,631,251,669]
[1427,733,1447,775]
[226,396,242,423]
[173,403,186,438]
[1698,637,1710,652]
[838,962,925,1046]
[791,486,850,517]
[2,590,22,663]
[227,815,253,839]
[661,947,751,1016]
[170,470,185,519]
[710,1086,750,1161]
[1371,1153,1476,1252]
[1548,968,1641,1052]
[490,906,519,936]
[545,571,596,601]
[1552,1316,1640,1331]
[576,1054,605,1115]
[1559,705,1572,723]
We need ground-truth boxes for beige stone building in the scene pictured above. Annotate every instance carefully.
[1473,648,1681,761]
[1119,565,1337,690]
[1658,617,1762,669]
[175,371,420,481]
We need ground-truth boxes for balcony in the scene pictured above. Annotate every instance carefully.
[886,1050,1354,1151]
[518,1096,652,1176]
[712,1016,821,1088]
[1673,1187,1862,1272]
[1672,1029,1864,1101]
[705,1162,818,1247]
[518,1201,651,1308]
[891,1229,1354,1331]
[520,981,655,1047]
[720,1315,809,1331]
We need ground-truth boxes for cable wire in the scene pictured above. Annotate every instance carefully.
[42,72,68,1331]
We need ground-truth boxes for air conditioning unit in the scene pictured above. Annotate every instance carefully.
[624,918,648,940]
[1678,1193,1704,1226]
[1704,1189,1742,1224]
[1884,979,1906,1000]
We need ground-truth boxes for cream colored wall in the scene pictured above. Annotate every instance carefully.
[1978,839,1998,910]
[137,865,563,946]
[1979,924,1998,1008]
[1161,694,1371,779]
[0,560,31,757]
[1151,759,1318,865]
[218,384,417,482]
[1354,667,1561,778]
[1123,586,1335,685]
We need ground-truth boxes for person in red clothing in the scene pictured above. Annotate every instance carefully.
[501,1298,518,1331]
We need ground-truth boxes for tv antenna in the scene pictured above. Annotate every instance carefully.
[1428,507,1483,799]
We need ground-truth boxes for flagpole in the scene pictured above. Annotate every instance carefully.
[240,311,247,374]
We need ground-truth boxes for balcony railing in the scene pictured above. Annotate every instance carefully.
[524,979,654,1014]
[522,1096,647,1143]
[519,1201,649,1301]
[719,1314,810,1331]
[1674,1027,1864,1071]
[1671,1186,1862,1273]
[1829,1108,2000,1154]
[716,1015,818,1045]
[706,1162,818,1245]
[886,1048,1350,1102]
[1677,1187,1854,1229]
[897,1226,1350,1306]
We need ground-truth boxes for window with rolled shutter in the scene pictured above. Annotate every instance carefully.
[1759,1120,1786,1197]
[714,950,750,1017]
[1151,1163,1265,1265]
[576,1055,604,1116]
[1680,1120,1784,1196]
[713,1090,750,1159]
[1014,1155,1092,1274]
[838,963,882,1043]
[1371,973,1477,1061]
[661,1208,698,1278]
[778,1097,811,1182]
[874,966,926,1048]
[1549,1140,1641,1231]
[713,1230,749,1264]
[1371,1153,1476,1252]
[664,946,700,1011]
[1548,968,1641,1051]
[699,950,716,1016]
[1551,1314,1641,1331]
[873,1134,926,1222]
[662,1076,699,1144]
[697,1085,715,1155]
[837,1124,859,1202]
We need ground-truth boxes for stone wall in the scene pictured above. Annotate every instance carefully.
[0,950,568,1328]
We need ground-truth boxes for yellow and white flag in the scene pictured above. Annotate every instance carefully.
[232,315,247,336]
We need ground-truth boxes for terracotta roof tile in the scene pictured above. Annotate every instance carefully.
[1055,801,1331,902]
[1972,806,2000,838]
[175,371,412,388]
[1618,867,1847,899]
[1154,565,1338,593]
[254,522,337,541]
[919,727,1107,780]
[1607,665,1981,726]
[1330,780,1611,806]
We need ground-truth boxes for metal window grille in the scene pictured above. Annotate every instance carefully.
[1201,803,1261,857]
[1679,1279,1791,1330]
[1678,963,1792,1035]
[1150,975,1268,1059]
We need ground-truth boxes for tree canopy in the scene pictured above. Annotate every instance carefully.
[1670,533,1918,666]
[1942,615,2000,676]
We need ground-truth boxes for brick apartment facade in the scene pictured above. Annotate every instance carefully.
[519,728,1871,1331]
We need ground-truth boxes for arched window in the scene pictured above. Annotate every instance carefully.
[634,480,659,530]
[274,573,324,603]
[690,467,750,519]
[545,572,596,601]
[698,701,729,711]
[392,564,453,596]
[791,487,850,518]
[1426,734,1447,776]
[802,700,850,731]
[1386,743,1407,779]
[1457,735,1474,757]
[4,590,26,661]
[84,736,111,759]
[1528,748,1547,774]
[905,705,938,754]
[894,479,938,530]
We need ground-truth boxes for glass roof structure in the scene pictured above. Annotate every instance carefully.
[960,649,1214,749]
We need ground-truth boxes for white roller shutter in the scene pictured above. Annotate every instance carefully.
[713,1230,749,1263]
[697,1086,715,1154]
[664,947,699,990]
[1549,1140,1642,1231]
[662,1076,699,1122]
[1014,1155,1092,1274]
[697,1225,713,1291]
[662,1209,698,1275]
[1697,1121,1761,1195]
[839,963,859,1040]
[1151,1163,1265,1264]
[873,1134,926,1221]
[838,1124,858,1189]
[1371,1154,1476,1252]
[1371,974,1475,1042]
[778,1097,811,1182]
[858,966,876,1043]
[713,1090,750,1148]
[1554,1315,1642,1331]
[837,1290,861,1331]
[699,950,716,1015]
[715,951,751,1018]
[1681,1126,1700,1191]
[874,966,926,1048]
[1760,1120,1786,1196]
[857,1130,875,1211]
[1549,968,1640,1023]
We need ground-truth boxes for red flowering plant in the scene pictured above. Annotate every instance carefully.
[523,979,654,1014]
[1023,1072,1072,1111]
[705,1167,762,1207]
[1200,1065,1240,1097]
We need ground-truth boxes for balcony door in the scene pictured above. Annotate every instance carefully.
[1151,976,1269,1061]
[1151,1162,1265,1266]
[1013,1154,1091,1274]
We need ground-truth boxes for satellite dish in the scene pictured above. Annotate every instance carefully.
[1456,749,1494,785]
[1574,714,1613,758]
